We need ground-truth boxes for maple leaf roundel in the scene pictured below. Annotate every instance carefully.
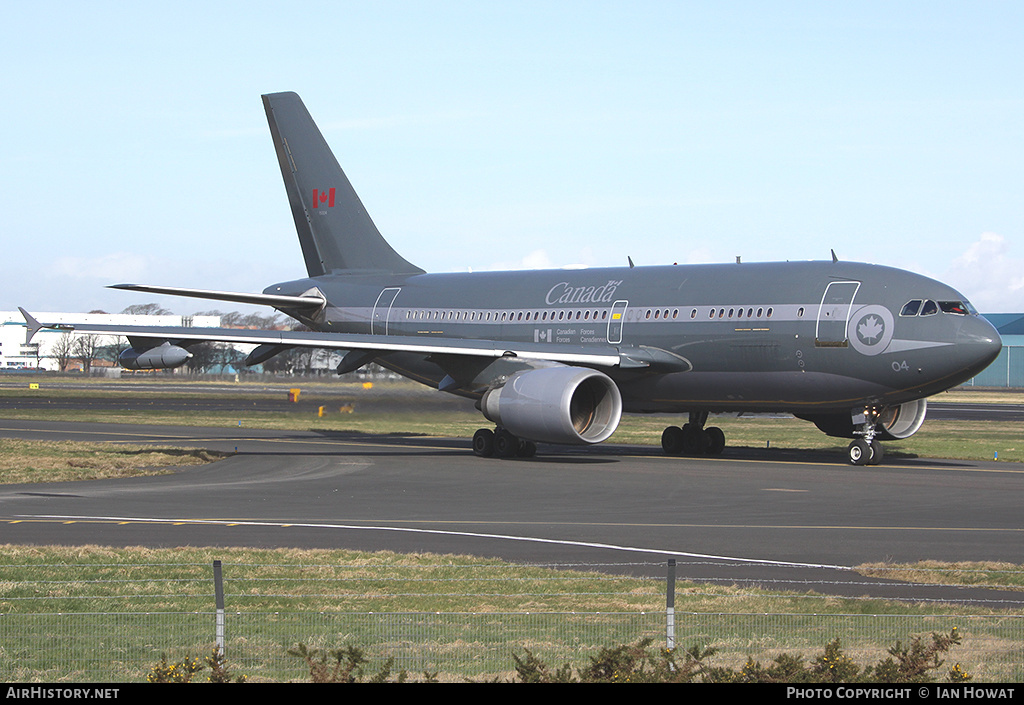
[848,305,894,356]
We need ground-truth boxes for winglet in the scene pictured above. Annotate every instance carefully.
[19,308,45,344]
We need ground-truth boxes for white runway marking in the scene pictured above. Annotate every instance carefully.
[23,513,853,571]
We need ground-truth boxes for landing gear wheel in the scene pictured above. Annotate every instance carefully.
[705,427,725,455]
[495,429,520,458]
[661,426,685,455]
[868,440,884,466]
[681,423,709,455]
[517,440,537,458]
[847,439,871,466]
[472,428,495,458]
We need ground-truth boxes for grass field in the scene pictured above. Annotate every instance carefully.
[2,545,1022,682]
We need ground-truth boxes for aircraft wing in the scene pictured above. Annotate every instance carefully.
[19,311,662,368]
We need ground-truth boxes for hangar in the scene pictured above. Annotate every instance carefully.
[967,313,1024,388]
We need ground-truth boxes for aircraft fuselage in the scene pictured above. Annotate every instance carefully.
[267,259,1001,416]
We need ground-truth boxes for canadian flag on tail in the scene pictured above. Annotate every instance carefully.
[312,188,336,208]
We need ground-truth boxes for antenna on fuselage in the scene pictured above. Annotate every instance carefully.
[831,249,839,263]
[628,256,635,268]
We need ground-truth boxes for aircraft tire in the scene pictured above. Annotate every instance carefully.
[495,429,520,458]
[517,440,537,458]
[847,439,871,466]
[473,428,495,458]
[661,426,685,455]
[868,441,884,466]
[681,423,709,455]
[706,426,726,455]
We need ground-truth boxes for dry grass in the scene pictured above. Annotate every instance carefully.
[856,560,1024,591]
[3,544,1022,616]
[0,439,228,484]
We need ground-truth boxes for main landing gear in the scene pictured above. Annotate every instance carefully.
[472,427,537,459]
[661,412,725,457]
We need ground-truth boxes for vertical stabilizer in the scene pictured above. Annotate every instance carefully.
[262,92,423,277]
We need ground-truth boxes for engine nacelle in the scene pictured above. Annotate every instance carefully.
[480,366,622,445]
[874,399,928,440]
[119,342,192,370]
[798,399,928,440]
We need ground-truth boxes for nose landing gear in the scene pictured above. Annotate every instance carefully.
[847,407,885,466]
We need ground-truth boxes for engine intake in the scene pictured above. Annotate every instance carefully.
[481,366,622,445]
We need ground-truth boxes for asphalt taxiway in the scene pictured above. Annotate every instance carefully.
[0,417,1022,607]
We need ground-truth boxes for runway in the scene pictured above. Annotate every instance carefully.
[0,418,1022,607]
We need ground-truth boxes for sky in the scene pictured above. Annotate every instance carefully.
[2,2,1022,314]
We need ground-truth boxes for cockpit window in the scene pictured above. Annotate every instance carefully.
[939,301,969,315]
[920,300,938,316]
[900,300,922,316]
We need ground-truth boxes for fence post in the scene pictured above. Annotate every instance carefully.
[213,560,225,656]
[666,559,676,651]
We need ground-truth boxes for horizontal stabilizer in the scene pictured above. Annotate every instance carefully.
[108,284,326,311]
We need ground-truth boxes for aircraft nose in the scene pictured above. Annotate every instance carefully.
[959,315,1002,373]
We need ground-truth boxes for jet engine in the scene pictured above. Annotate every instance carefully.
[480,366,622,445]
[798,399,928,441]
[118,342,192,370]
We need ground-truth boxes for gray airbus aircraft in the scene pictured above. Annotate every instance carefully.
[23,92,1002,465]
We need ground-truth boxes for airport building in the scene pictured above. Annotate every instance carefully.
[966,313,1024,388]
[0,312,221,373]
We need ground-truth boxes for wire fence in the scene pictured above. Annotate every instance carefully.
[2,560,1023,682]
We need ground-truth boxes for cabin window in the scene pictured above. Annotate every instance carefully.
[766,307,773,318]
[797,307,805,318]
[900,300,922,316]
[690,309,697,319]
